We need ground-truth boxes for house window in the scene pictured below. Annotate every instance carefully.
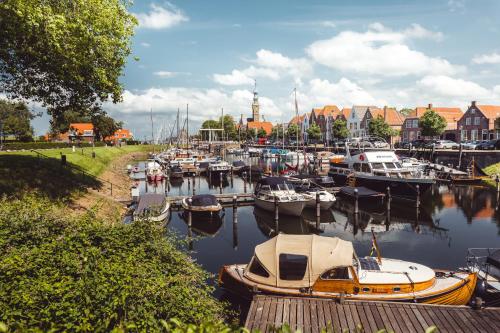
[471,129,478,140]
[406,121,411,128]
[403,131,408,140]
[412,119,418,128]
[354,123,358,130]
[466,117,471,125]
[471,109,475,114]
[461,130,467,141]
[474,117,481,125]
[279,253,308,280]
[417,131,421,139]
[482,129,489,140]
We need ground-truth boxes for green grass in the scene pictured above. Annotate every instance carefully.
[0,145,153,177]
[483,162,500,187]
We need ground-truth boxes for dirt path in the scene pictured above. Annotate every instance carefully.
[71,151,147,224]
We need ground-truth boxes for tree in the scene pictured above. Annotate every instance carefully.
[306,123,321,141]
[331,118,349,139]
[218,115,237,140]
[286,123,299,140]
[420,110,447,137]
[0,0,137,119]
[92,114,122,141]
[257,128,267,138]
[368,115,397,139]
[0,99,36,141]
[246,128,256,140]
[399,108,414,117]
[201,119,221,141]
[271,124,285,141]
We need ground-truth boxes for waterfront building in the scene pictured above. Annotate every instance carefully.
[457,101,500,142]
[347,105,379,138]
[401,104,463,142]
[361,106,405,143]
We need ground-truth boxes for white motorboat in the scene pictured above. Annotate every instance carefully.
[303,189,336,210]
[253,177,311,217]
[400,157,428,172]
[133,193,170,222]
[208,161,231,176]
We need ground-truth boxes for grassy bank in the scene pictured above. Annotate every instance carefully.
[0,145,153,177]
[482,162,500,187]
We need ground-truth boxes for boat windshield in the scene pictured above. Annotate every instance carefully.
[371,162,384,170]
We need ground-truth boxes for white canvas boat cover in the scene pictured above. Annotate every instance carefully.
[245,234,354,288]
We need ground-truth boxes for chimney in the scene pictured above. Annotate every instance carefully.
[428,103,433,110]
[383,106,387,120]
[471,101,477,107]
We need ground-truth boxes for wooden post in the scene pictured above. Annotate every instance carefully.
[354,188,359,214]
[458,143,463,169]
[496,174,500,193]
[320,158,323,171]
[416,184,420,208]
[61,154,66,166]
[219,172,223,194]
[187,198,192,227]
[386,187,391,212]
[316,192,321,218]
[110,182,113,196]
[249,164,252,183]
[243,176,247,193]
[274,196,279,230]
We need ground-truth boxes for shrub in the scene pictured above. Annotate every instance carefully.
[0,196,227,332]
[1,141,106,151]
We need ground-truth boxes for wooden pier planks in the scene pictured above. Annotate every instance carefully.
[245,295,500,333]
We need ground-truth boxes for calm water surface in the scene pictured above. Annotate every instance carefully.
[134,157,500,315]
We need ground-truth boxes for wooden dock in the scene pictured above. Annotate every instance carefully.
[245,295,500,333]
[167,193,254,209]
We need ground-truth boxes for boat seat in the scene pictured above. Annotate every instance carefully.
[359,257,381,271]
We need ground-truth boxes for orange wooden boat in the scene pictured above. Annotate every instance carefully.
[219,234,477,305]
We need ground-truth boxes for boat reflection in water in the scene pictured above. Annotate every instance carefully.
[180,211,224,238]
[253,207,316,237]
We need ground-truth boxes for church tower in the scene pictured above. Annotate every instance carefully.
[251,80,260,122]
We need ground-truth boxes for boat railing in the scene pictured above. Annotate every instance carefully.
[466,248,500,270]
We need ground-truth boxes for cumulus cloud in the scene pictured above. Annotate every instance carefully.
[213,49,312,86]
[105,87,282,125]
[306,23,460,77]
[135,3,188,29]
[153,71,190,78]
[140,42,151,47]
[307,78,385,107]
[472,52,500,64]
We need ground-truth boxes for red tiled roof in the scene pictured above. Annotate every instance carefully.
[340,108,352,119]
[247,121,273,135]
[319,105,341,117]
[370,107,405,126]
[413,107,463,123]
[289,114,308,125]
[69,123,94,136]
[476,105,500,119]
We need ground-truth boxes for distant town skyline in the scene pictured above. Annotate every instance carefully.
[31,0,500,140]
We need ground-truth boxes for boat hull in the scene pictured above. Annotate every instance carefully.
[219,265,477,306]
[305,199,335,210]
[254,197,305,217]
[329,172,433,200]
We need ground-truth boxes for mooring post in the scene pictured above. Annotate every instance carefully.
[496,174,499,193]
[316,192,321,218]
[320,158,323,171]
[219,172,223,194]
[274,196,279,230]
[354,188,359,214]
[249,164,252,183]
[386,187,391,212]
[187,198,192,227]
[416,184,420,208]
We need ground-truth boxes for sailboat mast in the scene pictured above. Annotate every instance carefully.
[150,107,155,154]
[186,104,189,148]
[176,108,180,148]
[294,88,299,153]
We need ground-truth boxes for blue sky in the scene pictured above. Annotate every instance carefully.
[33,0,500,139]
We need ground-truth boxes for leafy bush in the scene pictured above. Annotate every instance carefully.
[0,196,227,332]
[1,141,106,150]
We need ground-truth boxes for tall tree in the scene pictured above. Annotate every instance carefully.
[420,110,447,137]
[0,99,36,141]
[246,128,256,140]
[218,115,237,140]
[286,123,299,139]
[306,123,321,141]
[201,119,221,140]
[92,114,122,141]
[257,128,267,138]
[0,0,137,119]
[368,115,396,139]
[331,118,349,139]
[399,108,414,117]
[271,124,285,141]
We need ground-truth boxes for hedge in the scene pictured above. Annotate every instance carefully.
[1,141,106,151]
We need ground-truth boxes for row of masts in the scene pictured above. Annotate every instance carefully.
[148,86,305,146]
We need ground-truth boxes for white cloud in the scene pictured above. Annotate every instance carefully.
[213,49,312,86]
[448,0,466,13]
[105,87,282,123]
[415,75,491,98]
[140,42,151,47]
[307,78,385,107]
[321,21,337,28]
[135,3,188,30]
[472,52,500,64]
[154,71,176,78]
[306,23,460,77]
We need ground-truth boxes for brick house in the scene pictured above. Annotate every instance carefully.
[401,104,463,142]
[457,101,500,142]
[361,106,405,143]
[105,128,133,144]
